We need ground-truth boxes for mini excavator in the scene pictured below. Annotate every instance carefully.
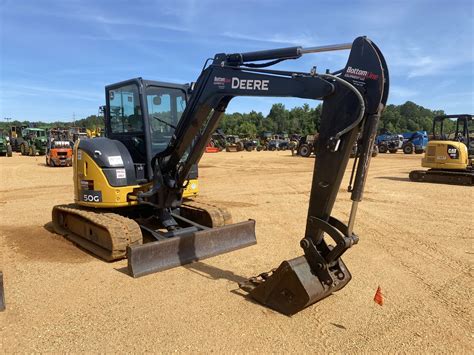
[409,114,473,185]
[52,36,389,315]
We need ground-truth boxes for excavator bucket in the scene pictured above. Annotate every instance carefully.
[128,220,256,277]
[239,256,351,315]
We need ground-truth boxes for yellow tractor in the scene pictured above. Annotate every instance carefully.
[409,114,473,185]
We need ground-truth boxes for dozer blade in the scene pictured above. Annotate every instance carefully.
[239,256,351,316]
[128,220,256,277]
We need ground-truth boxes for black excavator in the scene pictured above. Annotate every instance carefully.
[52,36,389,315]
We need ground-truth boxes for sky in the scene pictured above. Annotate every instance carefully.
[0,0,473,122]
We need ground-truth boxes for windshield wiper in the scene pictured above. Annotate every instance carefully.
[152,114,176,129]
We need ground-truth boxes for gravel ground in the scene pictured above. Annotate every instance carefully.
[0,151,472,352]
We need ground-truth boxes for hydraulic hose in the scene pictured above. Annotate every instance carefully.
[320,73,365,142]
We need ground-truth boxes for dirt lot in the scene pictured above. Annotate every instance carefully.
[0,151,472,352]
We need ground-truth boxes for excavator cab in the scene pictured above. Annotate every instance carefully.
[104,79,189,178]
[53,36,389,315]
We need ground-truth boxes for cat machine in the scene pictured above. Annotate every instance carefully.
[409,114,473,185]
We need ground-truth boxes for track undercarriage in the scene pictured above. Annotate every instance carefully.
[409,169,473,186]
[52,199,253,268]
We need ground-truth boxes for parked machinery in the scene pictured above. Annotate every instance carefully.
[86,127,102,138]
[225,135,244,152]
[267,134,290,151]
[0,130,13,157]
[401,131,428,154]
[208,129,227,151]
[51,37,388,315]
[256,139,267,151]
[46,129,73,167]
[69,127,88,142]
[256,132,272,151]
[266,139,279,151]
[242,138,259,151]
[8,125,25,152]
[409,114,473,185]
[376,133,404,153]
[15,127,48,156]
[294,134,319,157]
[288,134,301,153]
[276,139,290,151]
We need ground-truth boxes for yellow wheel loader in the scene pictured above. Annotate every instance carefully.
[52,37,389,315]
[409,115,473,185]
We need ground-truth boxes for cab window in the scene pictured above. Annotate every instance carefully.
[109,84,143,133]
[146,86,186,155]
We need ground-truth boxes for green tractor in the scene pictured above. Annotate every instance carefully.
[0,130,13,157]
[18,128,48,156]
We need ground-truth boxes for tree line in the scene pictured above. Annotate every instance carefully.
[1,101,446,136]
[219,101,446,137]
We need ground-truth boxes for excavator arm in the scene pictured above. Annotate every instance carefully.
[158,37,387,189]
[130,36,389,315]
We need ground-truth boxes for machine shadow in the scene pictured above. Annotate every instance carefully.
[44,221,102,261]
[184,261,248,284]
[330,322,347,330]
[114,266,130,275]
[43,221,55,233]
[375,176,411,182]
[183,262,279,312]
[281,154,315,159]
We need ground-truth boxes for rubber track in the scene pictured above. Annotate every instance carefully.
[52,204,142,261]
[181,200,233,227]
[409,170,473,186]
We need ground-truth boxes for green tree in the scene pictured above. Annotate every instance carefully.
[267,103,289,133]
[237,121,257,137]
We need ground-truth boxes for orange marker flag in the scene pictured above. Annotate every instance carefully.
[374,286,384,306]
